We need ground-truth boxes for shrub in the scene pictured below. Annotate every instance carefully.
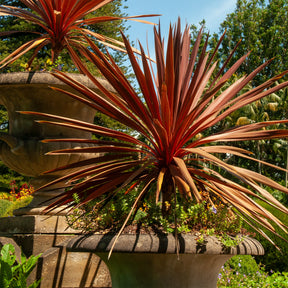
[224,255,260,276]
[217,256,288,287]
[0,181,33,217]
[66,191,243,239]
[252,200,288,272]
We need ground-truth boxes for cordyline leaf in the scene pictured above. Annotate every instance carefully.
[0,0,157,68]
[155,168,166,203]
[186,148,288,226]
[201,145,288,174]
[45,146,145,155]
[19,110,151,149]
[186,66,286,142]
[58,43,159,145]
[138,42,160,119]
[42,153,134,174]
[0,30,41,36]
[82,14,160,26]
[160,82,172,134]
[199,172,288,240]
[207,181,273,227]
[169,164,192,199]
[69,161,146,191]
[189,61,218,115]
[194,128,288,145]
[30,20,288,247]
[185,147,287,197]
[210,79,288,127]
[227,195,277,233]
[0,37,47,68]
[81,29,151,59]
[112,160,154,197]
[236,168,288,210]
[108,175,155,259]
[43,173,130,214]
[173,157,202,202]
[42,138,135,147]
[226,191,288,237]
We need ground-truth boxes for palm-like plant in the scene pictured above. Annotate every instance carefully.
[24,20,288,246]
[0,0,156,69]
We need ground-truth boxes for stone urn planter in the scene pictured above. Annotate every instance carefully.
[0,72,111,214]
[67,233,264,288]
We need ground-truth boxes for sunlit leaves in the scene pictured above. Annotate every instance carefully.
[25,19,288,245]
[0,0,157,69]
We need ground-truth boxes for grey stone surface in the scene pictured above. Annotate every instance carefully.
[0,72,111,214]
[67,233,264,288]
[0,71,113,92]
[0,215,77,234]
[0,215,112,288]
[67,233,264,255]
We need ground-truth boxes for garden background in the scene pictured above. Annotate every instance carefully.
[1,0,288,287]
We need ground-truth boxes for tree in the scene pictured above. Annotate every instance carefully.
[215,0,288,84]
[204,0,288,178]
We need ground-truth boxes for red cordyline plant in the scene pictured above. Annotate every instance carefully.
[0,0,156,69]
[23,20,288,246]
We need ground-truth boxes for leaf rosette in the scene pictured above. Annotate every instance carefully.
[22,19,288,248]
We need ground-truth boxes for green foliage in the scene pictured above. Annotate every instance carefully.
[67,190,243,242]
[0,181,33,217]
[0,104,30,191]
[0,197,32,217]
[226,255,260,275]
[252,199,288,272]
[0,164,27,193]
[214,0,288,84]
[0,199,13,217]
[217,255,288,287]
[0,244,41,288]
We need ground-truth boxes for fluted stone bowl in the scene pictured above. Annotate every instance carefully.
[67,233,264,288]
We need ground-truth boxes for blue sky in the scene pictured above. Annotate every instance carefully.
[124,0,237,50]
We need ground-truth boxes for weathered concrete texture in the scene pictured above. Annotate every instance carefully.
[34,246,111,288]
[0,215,112,288]
[67,233,265,255]
[100,252,231,288]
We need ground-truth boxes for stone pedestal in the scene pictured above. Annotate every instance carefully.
[67,233,265,288]
[0,215,112,288]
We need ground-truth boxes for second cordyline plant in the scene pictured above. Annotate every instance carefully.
[22,19,288,250]
[0,0,156,70]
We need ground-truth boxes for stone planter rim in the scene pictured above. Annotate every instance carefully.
[0,71,113,91]
[67,233,264,256]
